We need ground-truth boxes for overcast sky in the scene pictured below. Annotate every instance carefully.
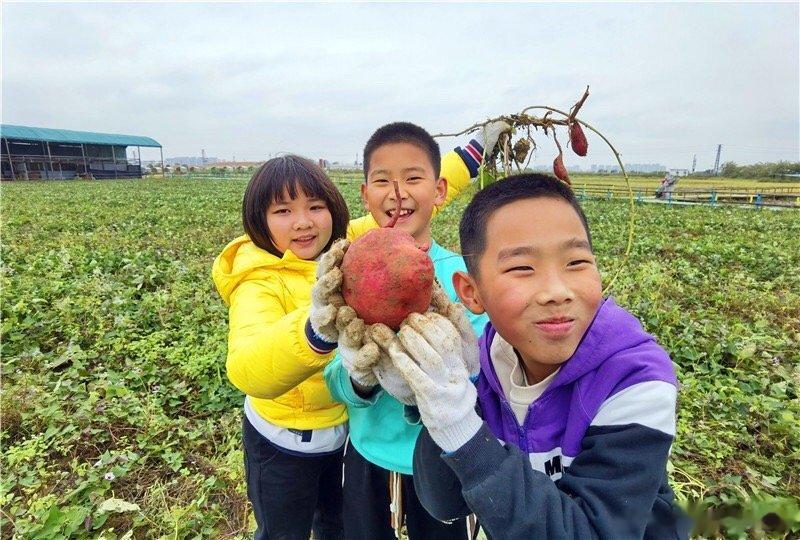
[3,2,798,169]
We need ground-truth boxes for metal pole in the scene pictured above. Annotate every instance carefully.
[137,146,142,179]
[81,144,89,178]
[45,141,54,180]
[111,145,118,179]
[3,138,15,180]
[57,145,63,177]
[160,147,165,178]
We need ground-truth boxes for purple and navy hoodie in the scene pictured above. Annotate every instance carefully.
[413,297,690,539]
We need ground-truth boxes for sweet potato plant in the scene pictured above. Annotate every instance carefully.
[1,176,798,538]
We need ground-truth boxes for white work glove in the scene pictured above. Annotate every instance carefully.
[428,280,480,378]
[309,239,349,343]
[476,119,511,155]
[335,305,381,390]
[334,303,415,406]
[389,312,483,452]
[367,324,418,406]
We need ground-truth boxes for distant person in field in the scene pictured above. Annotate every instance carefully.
[211,123,506,539]
[368,174,690,539]
[317,121,508,539]
[656,172,677,199]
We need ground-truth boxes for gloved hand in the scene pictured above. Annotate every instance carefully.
[477,119,512,155]
[362,279,479,406]
[309,238,349,343]
[428,280,480,377]
[389,312,483,452]
[456,120,512,180]
[367,324,418,406]
[335,305,380,390]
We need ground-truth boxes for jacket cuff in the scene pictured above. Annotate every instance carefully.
[454,139,485,178]
[304,318,338,354]
[404,405,422,425]
[441,423,505,479]
[334,365,382,408]
[429,409,484,453]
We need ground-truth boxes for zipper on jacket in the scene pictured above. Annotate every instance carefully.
[497,396,528,453]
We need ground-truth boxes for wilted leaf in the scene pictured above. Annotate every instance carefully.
[97,498,140,514]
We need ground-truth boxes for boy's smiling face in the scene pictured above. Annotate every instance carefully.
[361,142,446,246]
[455,196,602,383]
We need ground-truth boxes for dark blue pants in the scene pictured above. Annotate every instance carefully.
[342,439,469,540]
[243,415,344,540]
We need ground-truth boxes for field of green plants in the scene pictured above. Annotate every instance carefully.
[177,169,800,190]
[2,177,799,538]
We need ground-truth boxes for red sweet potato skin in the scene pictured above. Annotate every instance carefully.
[341,228,433,329]
[553,154,571,185]
[569,122,588,156]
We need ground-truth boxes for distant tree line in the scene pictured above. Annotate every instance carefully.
[719,161,800,179]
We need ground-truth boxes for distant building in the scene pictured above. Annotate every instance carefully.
[628,163,667,173]
[590,163,666,174]
[590,164,622,174]
[328,162,359,171]
[668,168,690,177]
[1,124,161,180]
[210,160,263,169]
[165,156,219,166]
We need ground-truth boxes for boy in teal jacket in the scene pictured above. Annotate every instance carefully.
[323,121,501,539]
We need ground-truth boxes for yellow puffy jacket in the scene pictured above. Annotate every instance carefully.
[212,150,470,430]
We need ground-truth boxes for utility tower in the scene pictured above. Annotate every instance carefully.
[691,154,697,173]
[202,149,207,165]
[713,145,722,175]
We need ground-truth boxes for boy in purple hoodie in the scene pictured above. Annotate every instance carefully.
[379,173,690,539]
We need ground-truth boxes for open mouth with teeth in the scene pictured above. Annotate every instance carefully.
[386,208,414,219]
[293,235,317,244]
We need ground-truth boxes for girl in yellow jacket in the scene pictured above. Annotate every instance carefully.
[213,129,501,539]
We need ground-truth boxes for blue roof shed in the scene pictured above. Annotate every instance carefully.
[0,124,161,147]
[1,124,163,180]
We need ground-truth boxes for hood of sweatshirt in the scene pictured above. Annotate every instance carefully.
[212,234,316,305]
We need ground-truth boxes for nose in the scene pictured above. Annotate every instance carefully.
[292,210,314,231]
[388,181,409,201]
[534,268,573,306]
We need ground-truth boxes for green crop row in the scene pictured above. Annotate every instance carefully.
[1,178,798,538]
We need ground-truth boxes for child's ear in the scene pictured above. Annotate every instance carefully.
[360,182,369,210]
[434,177,447,206]
[452,270,484,315]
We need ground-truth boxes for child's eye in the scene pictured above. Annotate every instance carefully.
[310,204,327,211]
[568,259,592,267]
[272,208,290,214]
[507,266,534,273]
[407,176,422,182]
[372,178,389,184]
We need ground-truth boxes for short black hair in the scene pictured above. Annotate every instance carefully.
[242,154,350,257]
[459,173,592,276]
[363,122,441,181]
